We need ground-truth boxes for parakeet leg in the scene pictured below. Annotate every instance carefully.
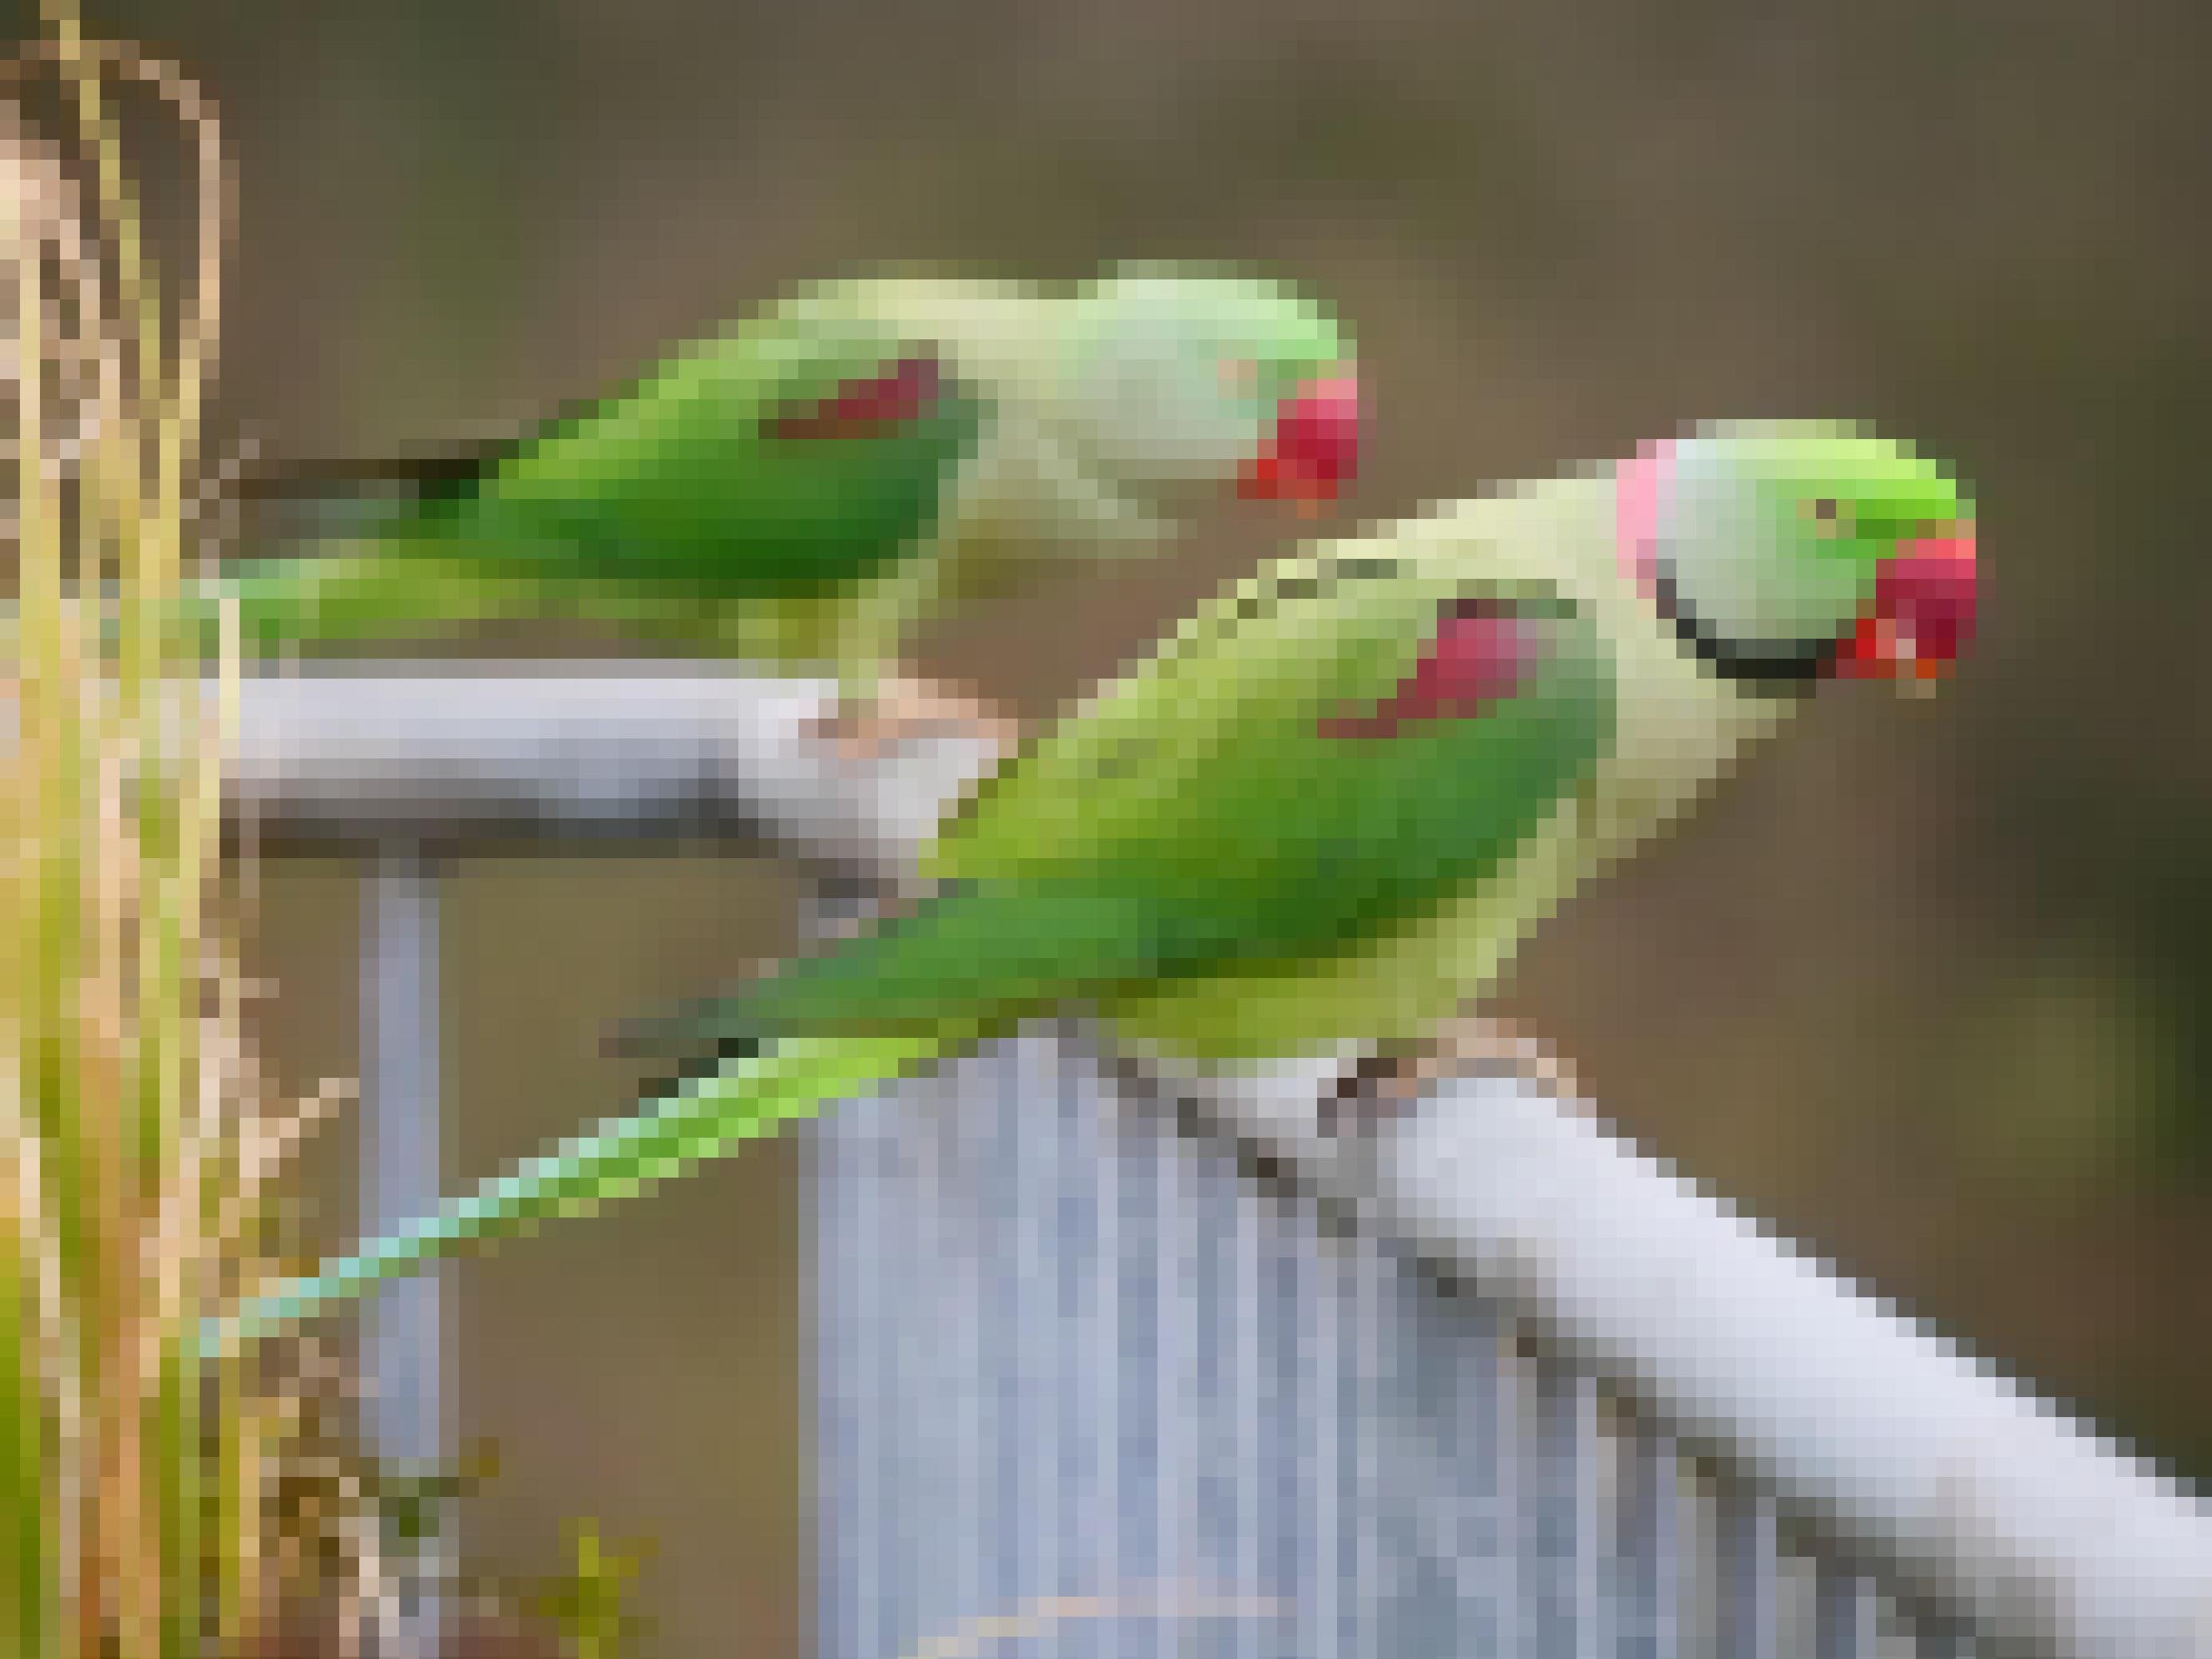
[809,669,1020,761]
[1317,1043,1423,1138]
[802,553,1014,756]
[1317,1016,1580,1137]
[1430,1016,1581,1096]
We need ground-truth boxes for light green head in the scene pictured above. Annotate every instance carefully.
[1636,419,1978,688]
[1051,264,1361,509]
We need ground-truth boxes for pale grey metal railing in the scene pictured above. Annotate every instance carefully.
[205,665,2212,1659]
[813,1028,1990,1659]
[358,849,447,1656]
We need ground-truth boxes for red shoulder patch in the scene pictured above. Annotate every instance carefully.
[1319,600,1541,740]
[764,354,946,441]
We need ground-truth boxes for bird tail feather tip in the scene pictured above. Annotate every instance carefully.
[195,1030,936,1364]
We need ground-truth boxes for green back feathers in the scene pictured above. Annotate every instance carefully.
[663,542,1614,1052]
[407,307,991,596]
[173,265,1364,667]
[220,267,1361,636]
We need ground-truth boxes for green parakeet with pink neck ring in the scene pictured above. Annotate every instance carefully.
[202,418,1976,1356]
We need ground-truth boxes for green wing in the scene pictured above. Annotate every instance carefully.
[222,279,992,597]
[152,283,999,657]
[628,528,1617,1056]
[415,283,993,596]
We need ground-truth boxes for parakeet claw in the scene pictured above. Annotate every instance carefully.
[805,676,1020,762]
[1318,1048,1425,1139]
[1318,1018,1579,1138]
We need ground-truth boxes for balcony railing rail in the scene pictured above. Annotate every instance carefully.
[189,664,2212,1659]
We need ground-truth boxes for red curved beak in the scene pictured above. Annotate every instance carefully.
[1237,372,1361,513]
[1838,525,1977,683]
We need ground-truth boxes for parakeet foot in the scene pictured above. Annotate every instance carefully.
[1438,1016,1583,1103]
[1317,1018,1579,1138]
[806,675,1019,762]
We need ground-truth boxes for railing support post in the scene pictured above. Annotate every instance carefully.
[360,844,447,1657]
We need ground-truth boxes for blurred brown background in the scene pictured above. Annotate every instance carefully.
[22,0,2211,1653]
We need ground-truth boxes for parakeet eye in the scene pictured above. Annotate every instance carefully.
[1804,497,1846,534]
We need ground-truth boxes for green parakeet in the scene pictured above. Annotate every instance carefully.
[139,266,1360,738]
[200,419,1975,1356]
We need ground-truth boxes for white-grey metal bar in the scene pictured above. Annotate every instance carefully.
[1477,1296,1526,1657]
[200,669,2212,1659]
[817,1031,1338,1659]
[213,665,1003,861]
[1188,1057,2212,1659]
[1812,1565,1878,1659]
[1716,1485,1779,1659]
[821,1031,2045,1658]
[1912,1610,1976,1659]
[1619,1429,1686,1659]
[1530,1360,1604,1657]
[359,846,446,1658]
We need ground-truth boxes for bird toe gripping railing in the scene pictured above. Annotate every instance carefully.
[215,666,2209,1659]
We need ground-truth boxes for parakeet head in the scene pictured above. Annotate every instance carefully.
[1620,419,1977,692]
[1053,265,1360,513]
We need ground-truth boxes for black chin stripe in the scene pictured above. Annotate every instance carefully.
[1651,560,1834,698]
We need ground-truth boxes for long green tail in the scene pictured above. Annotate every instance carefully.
[194,1030,942,1362]
[188,549,544,654]
[3,548,763,661]
[2,549,548,659]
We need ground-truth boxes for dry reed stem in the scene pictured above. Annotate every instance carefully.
[0,15,374,1657]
